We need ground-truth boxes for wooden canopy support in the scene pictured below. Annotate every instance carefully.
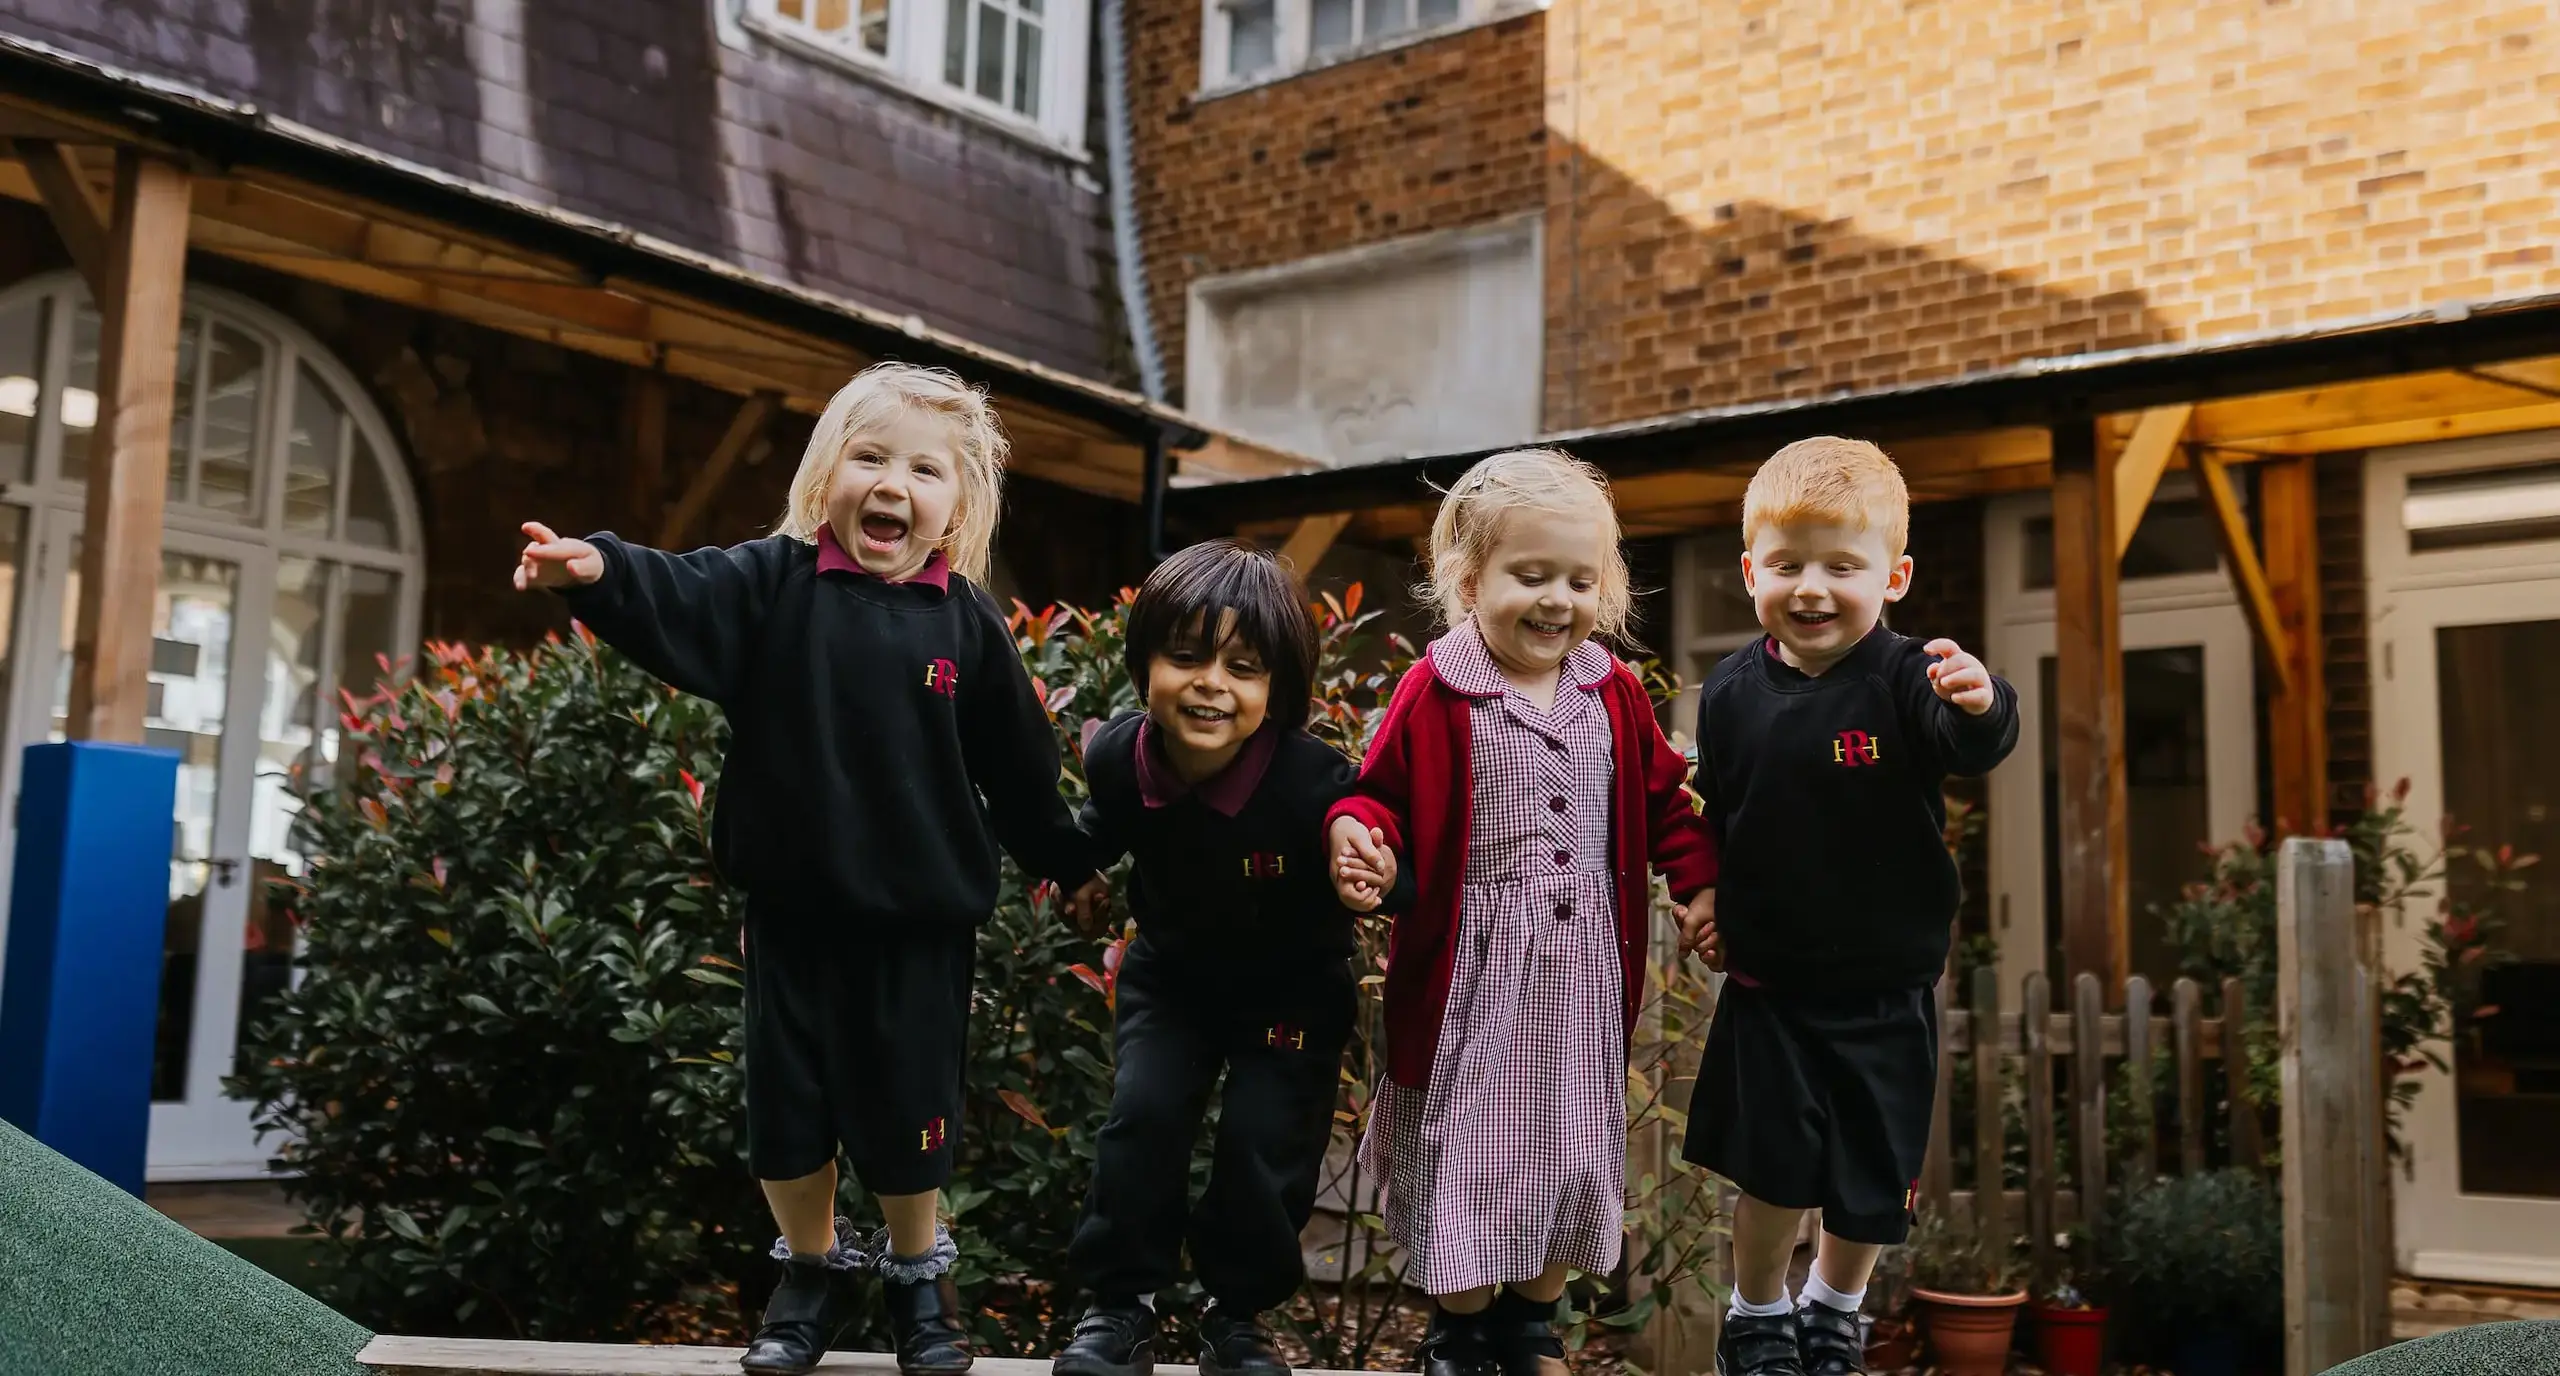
[2260,458,2328,834]
[2050,419,2130,989]
[65,150,192,744]
[626,371,668,534]
[11,137,110,296]
[2194,452,2294,695]
[2112,404,2193,558]
[660,392,778,550]
[1275,513,1351,575]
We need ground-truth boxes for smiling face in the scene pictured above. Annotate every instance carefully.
[1144,609,1272,780]
[1467,504,1607,686]
[1744,516,1912,672]
[823,406,963,582]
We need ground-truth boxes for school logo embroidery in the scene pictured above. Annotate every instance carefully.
[1831,729,1882,766]
[922,658,960,697]
[1240,851,1287,878]
[919,1117,947,1151]
[1265,1022,1306,1051]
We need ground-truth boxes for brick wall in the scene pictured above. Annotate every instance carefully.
[0,0,1125,378]
[1120,4,1549,408]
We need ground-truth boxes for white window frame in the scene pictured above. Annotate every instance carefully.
[1200,0,1545,96]
[738,0,1092,155]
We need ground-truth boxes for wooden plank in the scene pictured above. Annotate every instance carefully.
[65,151,191,744]
[2277,837,2388,1373]
[12,138,110,296]
[2023,971,2058,1295]
[2175,978,2206,1176]
[2050,420,2131,989]
[2121,975,2156,1192]
[660,393,779,550]
[1947,1187,2090,1237]
[1944,1007,2224,1060]
[1276,512,1352,575]
[2261,456,2328,834]
[1971,965,2006,1272]
[2194,451,2295,696]
[1173,431,1324,480]
[2225,976,2265,1172]
[1922,972,1955,1215]
[2192,355,2560,446]
[356,1335,1297,1376]
[2072,972,2108,1214]
[2112,403,2194,558]
[626,371,667,535]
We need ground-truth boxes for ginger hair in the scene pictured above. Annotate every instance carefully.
[1741,436,1910,557]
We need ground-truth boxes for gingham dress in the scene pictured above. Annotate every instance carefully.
[1361,622,1628,1296]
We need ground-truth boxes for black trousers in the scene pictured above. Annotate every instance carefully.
[742,904,974,1193]
[1067,940,1356,1313]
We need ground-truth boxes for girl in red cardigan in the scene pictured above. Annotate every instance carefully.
[1325,449,1715,1376]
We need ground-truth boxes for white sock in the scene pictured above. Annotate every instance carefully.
[1728,1289,1794,1319]
[1136,1293,1156,1312]
[1801,1274,1865,1312]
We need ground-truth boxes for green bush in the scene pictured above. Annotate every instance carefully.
[2095,1170,2282,1342]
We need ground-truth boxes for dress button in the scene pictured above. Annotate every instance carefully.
[1554,849,1571,867]
[1554,901,1572,922]
[1545,737,1565,752]
[1548,796,1567,813]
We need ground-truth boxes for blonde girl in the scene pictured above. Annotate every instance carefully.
[515,362,1104,1376]
[1325,449,1715,1376]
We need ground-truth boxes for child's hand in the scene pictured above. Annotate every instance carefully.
[514,521,604,590]
[1924,638,1996,716]
[1061,875,1111,933]
[1330,816,1395,913]
[1675,892,1724,971]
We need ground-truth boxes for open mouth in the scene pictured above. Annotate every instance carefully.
[1524,617,1570,638]
[1788,609,1838,627]
[1178,704,1233,725]
[857,512,910,553]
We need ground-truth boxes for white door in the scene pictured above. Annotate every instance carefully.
[0,273,425,1179]
[1982,487,2259,985]
[2368,435,2560,1285]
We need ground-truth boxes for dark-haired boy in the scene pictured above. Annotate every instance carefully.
[1054,540,1394,1376]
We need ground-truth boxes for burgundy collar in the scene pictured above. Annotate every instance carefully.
[1135,718,1278,817]
[816,523,950,591]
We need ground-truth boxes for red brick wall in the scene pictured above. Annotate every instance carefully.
[1122,4,1550,408]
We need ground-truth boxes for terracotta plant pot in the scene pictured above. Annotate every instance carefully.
[2030,1301,2108,1376]
[1864,1315,1921,1370]
[1909,1287,2029,1376]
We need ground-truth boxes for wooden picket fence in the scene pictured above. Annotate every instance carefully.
[1917,966,2269,1294]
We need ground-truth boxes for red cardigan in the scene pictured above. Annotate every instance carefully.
[1327,647,1718,1088]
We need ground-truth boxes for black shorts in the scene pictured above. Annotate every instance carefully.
[742,907,973,1193]
[1682,978,1937,1245]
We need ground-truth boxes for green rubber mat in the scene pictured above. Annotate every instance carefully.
[2321,1321,2560,1375]
[0,1120,371,1376]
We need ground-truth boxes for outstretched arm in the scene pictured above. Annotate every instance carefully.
[534,524,785,706]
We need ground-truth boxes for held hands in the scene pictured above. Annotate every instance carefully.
[1924,638,1996,716]
[1329,815,1396,913]
[1675,891,1725,972]
[513,521,605,591]
[1060,875,1112,934]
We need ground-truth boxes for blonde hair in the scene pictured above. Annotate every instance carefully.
[1424,447,1634,638]
[1741,436,1910,556]
[774,363,1008,582]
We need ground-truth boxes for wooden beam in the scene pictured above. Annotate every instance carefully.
[2193,451,2295,697]
[13,139,110,296]
[2113,404,2193,559]
[1275,513,1352,575]
[2261,457,2327,833]
[66,151,192,744]
[2050,419,2129,988]
[626,371,668,535]
[659,392,778,549]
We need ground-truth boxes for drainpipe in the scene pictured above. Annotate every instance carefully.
[1099,0,1167,402]
[1140,423,1207,563]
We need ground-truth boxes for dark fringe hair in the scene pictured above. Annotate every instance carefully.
[1123,539,1320,731]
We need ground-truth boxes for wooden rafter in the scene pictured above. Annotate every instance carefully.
[1276,513,1352,574]
[2193,449,2294,695]
[2112,404,2193,558]
[660,392,779,549]
[11,138,109,296]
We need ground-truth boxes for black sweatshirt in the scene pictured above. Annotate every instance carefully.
[562,533,1092,930]
[1693,628,2019,993]
[1078,712,1369,965]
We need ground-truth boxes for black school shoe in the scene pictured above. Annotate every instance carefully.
[1793,1299,1865,1376]
[1052,1300,1157,1376]
[1197,1300,1289,1376]
[741,1220,863,1375]
[1481,1290,1567,1376]
[873,1226,974,1376]
[1416,1305,1495,1376]
[1715,1308,1806,1376]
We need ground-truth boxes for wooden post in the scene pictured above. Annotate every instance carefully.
[2261,457,2328,834]
[2277,837,2387,1373]
[2050,419,2130,989]
[65,150,192,744]
[2224,976,2265,1172]
[2121,975,2156,1191]
[2174,978,2206,1177]
[1971,965,2006,1271]
[2072,972,2108,1218]
[626,369,668,534]
[2023,970,2058,1291]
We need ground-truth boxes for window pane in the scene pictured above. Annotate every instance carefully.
[1417,0,1459,20]
[2036,648,2210,987]
[2022,497,2220,591]
[59,305,99,485]
[1011,18,1041,117]
[1364,0,1408,38]
[0,296,48,484]
[815,0,850,30]
[2436,619,2560,1199]
[1311,0,1353,49]
[974,2,1007,102]
[2405,459,2560,553]
[943,0,970,85]
[343,432,398,549]
[338,566,403,710]
[861,0,891,53]
[167,318,201,501]
[198,323,263,519]
[236,557,330,1080]
[1227,0,1277,75]
[284,363,344,536]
